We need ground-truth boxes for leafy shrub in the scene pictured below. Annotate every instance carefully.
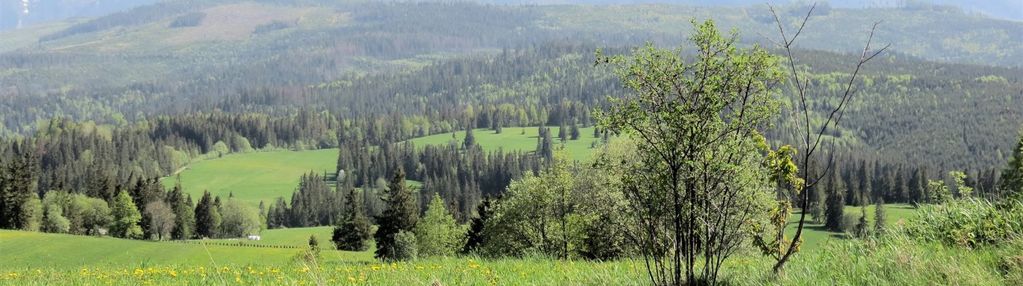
[907,198,1023,247]
[393,231,418,261]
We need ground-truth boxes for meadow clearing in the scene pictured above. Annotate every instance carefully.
[165,126,598,207]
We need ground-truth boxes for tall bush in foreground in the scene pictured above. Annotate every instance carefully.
[415,194,464,257]
[596,20,779,285]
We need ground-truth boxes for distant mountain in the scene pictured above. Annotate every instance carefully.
[0,0,159,31]
[481,0,1023,21]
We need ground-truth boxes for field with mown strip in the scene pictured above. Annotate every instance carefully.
[161,149,339,206]
[0,227,378,270]
[0,229,302,269]
[408,126,601,161]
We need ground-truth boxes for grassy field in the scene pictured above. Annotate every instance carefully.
[161,149,339,206]
[2,228,1014,285]
[785,203,917,249]
[408,126,601,162]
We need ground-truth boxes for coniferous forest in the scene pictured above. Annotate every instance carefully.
[0,1,1022,285]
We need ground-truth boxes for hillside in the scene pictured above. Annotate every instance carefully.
[0,2,1019,131]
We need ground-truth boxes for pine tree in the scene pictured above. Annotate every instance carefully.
[415,194,464,257]
[824,168,846,231]
[374,170,419,260]
[0,147,39,230]
[462,197,493,254]
[110,190,143,239]
[999,133,1023,199]
[463,127,476,150]
[194,191,222,238]
[874,199,887,235]
[332,188,372,251]
[168,181,195,240]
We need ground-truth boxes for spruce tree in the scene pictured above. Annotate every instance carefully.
[374,170,419,260]
[168,181,195,240]
[194,191,221,238]
[874,199,887,235]
[462,197,493,254]
[824,168,846,231]
[110,190,143,239]
[854,205,869,238]
[463,127,476,150]
[332,188,372,251]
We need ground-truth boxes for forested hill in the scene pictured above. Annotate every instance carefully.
[0,0,1020,171]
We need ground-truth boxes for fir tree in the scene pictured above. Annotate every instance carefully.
[374,170,419,260]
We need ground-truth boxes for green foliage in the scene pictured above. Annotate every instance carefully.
[414,194,465,258]
[110,191,143,239]
[928,179,952,204]
[595,19,780,284]
[483,152,579,258]
[19,194,43,232]
[219,198,262,238]
[42,203,70,233]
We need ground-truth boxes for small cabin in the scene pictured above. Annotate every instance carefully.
[247,235,261,241]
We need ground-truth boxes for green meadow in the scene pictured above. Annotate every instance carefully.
[163,127,598,207]
[161,149,339,206]
[408,126,601,162]
[786,204,917,249]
